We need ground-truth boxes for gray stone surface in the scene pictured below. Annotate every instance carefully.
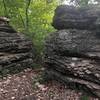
[45,29,100,57]
[0,20,34,74]
[44,5,100,98]
[52,5,100,30]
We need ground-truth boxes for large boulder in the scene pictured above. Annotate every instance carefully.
[45,29,100,56]
[44,5,100,98]
[44,30,100,98]
[0,17,34,75]
[52,5,100,30]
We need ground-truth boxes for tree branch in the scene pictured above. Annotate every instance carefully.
[25,0,31,33]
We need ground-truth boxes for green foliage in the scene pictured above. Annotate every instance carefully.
[28,0,58,56]
[79,0,90,6]
[80,95,89,100]
[0,0,58,58]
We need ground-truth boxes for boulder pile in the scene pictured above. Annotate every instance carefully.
[44,5,100,98]
[0,17,34,75]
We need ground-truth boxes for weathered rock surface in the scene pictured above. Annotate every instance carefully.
[44,30,100,98]
[0,18,34,74]
[44,5,100,98]
[52,5,100,30]
[45,30,100,56]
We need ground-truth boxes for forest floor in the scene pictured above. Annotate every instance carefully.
[0,68,99,100]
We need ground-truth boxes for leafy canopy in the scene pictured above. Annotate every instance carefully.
[0,0,58,56]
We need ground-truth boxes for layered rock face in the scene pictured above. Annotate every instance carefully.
[52,5,100,30]
[0,17,34,74]
[44,5,100,98]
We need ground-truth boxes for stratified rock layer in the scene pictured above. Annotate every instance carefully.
[0,21,34,74]
[44,5,100,98]
[52,5,100,30]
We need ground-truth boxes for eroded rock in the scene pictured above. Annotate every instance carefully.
[44,5,100,98]
[0,17,34,75]
[52,5,100,30]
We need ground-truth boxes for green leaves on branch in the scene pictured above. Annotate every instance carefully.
[0,0,58,56]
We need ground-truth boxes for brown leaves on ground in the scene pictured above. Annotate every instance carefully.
[0,68,99,100]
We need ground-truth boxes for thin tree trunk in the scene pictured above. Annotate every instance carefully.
[15,7,26,30]
[2,0,9,17]
[25,0,31,33]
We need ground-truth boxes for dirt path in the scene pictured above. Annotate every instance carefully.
[0,68,99,100]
